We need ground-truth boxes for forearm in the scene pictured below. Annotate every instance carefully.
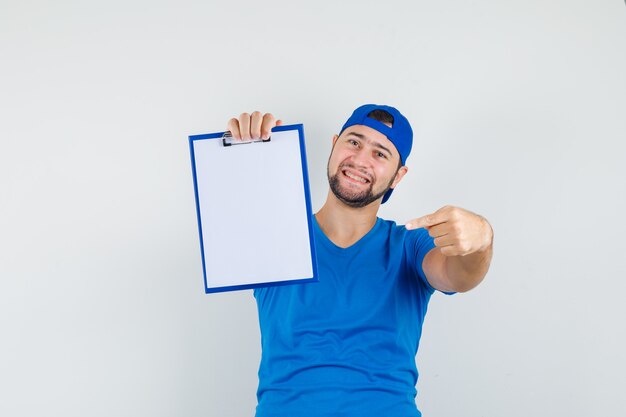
[411,207,494,293]
[444,220,494,292]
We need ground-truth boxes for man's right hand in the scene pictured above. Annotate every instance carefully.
[227,112,283,141]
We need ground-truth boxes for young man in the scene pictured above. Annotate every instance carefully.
[226,104,494,417]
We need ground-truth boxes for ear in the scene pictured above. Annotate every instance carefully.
[390,166,409,189]
[332,134,339,145]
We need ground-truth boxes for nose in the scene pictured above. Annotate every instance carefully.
[350,147,372,168]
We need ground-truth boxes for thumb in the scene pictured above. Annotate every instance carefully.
[276,119,283,126]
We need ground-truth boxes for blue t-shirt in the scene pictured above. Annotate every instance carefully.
[253,215,442,417]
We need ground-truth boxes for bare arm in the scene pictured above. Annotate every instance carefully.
[407,206,494,293]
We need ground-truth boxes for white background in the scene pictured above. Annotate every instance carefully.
[1,1,625,416]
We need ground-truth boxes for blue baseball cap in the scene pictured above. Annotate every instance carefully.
[338,104,413,204]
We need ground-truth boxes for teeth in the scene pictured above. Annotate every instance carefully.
[344,171,368,183]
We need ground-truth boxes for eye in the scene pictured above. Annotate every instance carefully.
[377,152,387,159]
[349,139,359,146]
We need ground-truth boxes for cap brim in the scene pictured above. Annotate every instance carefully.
[381,188,393,204]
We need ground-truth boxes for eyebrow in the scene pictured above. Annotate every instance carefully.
[345,132,394,158]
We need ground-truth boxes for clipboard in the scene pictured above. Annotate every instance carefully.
[188,124,319,294]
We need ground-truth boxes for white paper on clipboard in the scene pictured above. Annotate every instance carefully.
[188,124,318,293]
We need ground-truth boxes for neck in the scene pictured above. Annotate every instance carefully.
[314,190,381,248]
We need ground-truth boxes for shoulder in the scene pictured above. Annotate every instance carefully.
[377,216,430,240]
[373,217,433,257]
[375,216,408,234]
[376,217,441,293]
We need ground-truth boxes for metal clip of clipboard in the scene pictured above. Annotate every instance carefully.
[222,131,271,147]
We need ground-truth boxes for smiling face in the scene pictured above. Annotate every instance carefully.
[326,124,408,208]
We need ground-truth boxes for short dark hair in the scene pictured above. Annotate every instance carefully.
[367,109,394,126]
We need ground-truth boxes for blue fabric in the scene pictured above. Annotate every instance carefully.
[253,215,443,417]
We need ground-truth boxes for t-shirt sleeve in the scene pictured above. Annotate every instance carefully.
[405,227,455,295]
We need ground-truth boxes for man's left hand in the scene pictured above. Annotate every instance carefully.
[405,205,493,257]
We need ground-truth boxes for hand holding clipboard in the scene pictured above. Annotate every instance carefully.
[226,111,283,141]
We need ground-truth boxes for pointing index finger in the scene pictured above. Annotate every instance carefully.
[405,212,447,230]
